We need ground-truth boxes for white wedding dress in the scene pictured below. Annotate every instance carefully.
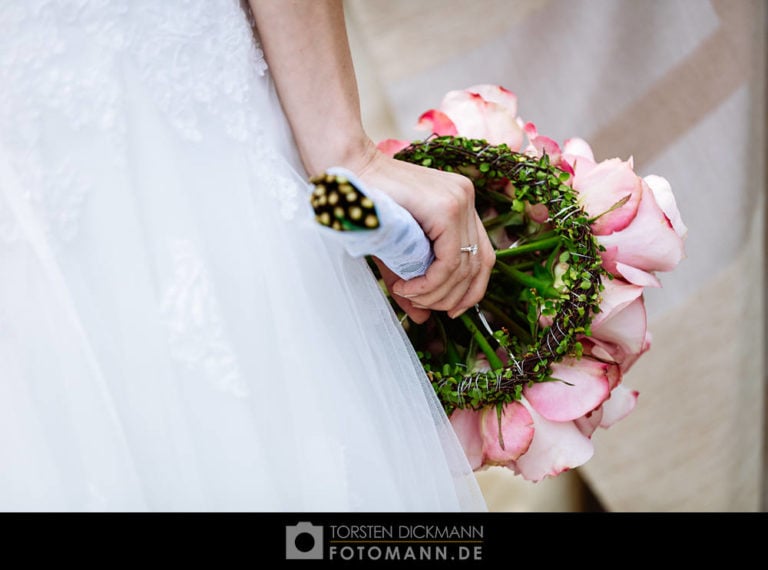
[0,0,486,511]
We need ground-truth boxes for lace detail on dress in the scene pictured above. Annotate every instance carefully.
[0,0,128,244]
[255,155,306,221]
[160,239,248,399]
[0,153,96,246]
[0,0,276,243]
[133,0,269,143]
[34,160,92,243]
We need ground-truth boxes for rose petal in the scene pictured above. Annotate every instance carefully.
[376,138,410,157]
[591,277,644,329]
[587,334,650,373]
[599,385,639,428]
[619,330,651,373]
[521,123,566,168]
[513,398,595,482]
[591,296,648,357]
[525,202,550,223]
[615,263,662,288]
[416,109,458,136]
[574,158,643,235]
[598,244,620,275]
[440,90,523,149]
[644,174,687,238]
[562,137,595,163]
[531,135,563,164]
[449,409,484,470]
[597,178,686,274]
[523,121,539,139]
[479,402,535,465]
[464,84,519,115]
[583,338,616,363]
[575,408,604,438]
[524,356,611,422]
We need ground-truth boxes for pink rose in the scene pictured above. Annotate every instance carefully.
[450,354,631,482]
[523,122,574,175]
[564,141,686,286]
[510,397,595,481]
[585,276,651,372]
[385,84,681,483]
[511,355,637,481]
[450,403,535,470]
[417,84,524,149]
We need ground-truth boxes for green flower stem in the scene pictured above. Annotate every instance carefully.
[491,260,535,273]
[495,262,561,298]
[435,315,461,364]
[444,335,461,365]
[459,313,504,370]
[480,190,515,206]
[495,236,561,259]
[479,299,532,344]
[546,242,563,273]
[483,211,521,231]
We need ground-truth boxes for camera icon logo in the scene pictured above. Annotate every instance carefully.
[285,522,324,560]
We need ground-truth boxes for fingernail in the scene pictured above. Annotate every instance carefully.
[396,292,418,298]
[412,303,429,309]
[448,308,466,319]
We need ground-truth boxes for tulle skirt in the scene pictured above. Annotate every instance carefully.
[0,0,486,511]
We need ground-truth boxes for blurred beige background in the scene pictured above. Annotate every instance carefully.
[345,0,766,512]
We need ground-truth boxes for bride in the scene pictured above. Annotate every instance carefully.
[0,0,492,511]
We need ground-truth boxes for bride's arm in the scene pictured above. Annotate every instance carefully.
[247,0,369,176]
[248,0,494,322]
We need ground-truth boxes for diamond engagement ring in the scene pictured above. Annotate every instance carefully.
[460,244,478,255]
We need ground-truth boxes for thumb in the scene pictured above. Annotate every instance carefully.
[371,257,431,324]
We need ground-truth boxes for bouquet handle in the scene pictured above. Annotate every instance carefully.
[309,166,434,280]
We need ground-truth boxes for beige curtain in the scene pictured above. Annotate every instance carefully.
[346,0,766,512]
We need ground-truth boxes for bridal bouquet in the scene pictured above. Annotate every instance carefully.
[311,85,686,482]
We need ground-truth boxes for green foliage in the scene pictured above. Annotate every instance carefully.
[388,136,606,414]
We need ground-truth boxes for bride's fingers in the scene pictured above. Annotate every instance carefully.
[369,159,482,307]
[409,268,471,310]
[393,252,470,308]
[395,212,478,304]
[429,212,493,317]
[398,246,481,312]
[371,257,432,323]
[392,223,470,303]
[446,233,495,318]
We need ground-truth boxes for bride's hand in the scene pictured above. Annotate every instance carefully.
[248,0,493,323]
[355,146,495,324]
